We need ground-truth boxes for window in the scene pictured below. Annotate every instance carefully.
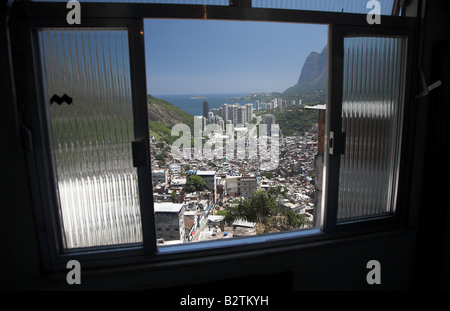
[12,1,415,270]
[145,18,327,245]
[38,29,143,249]
[337,36,406,221]
[322,25,413,232]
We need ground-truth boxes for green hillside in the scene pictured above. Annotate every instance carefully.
[273,107,318,136]
[259,107,318,137]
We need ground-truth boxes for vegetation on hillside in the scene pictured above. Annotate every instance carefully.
[147,95,194,145]
[272,107,319,136]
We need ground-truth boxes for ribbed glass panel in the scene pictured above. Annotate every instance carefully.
[337,36,406,221]
[252,0,394,15]
[33,0,228,4]
[38,29,142,249]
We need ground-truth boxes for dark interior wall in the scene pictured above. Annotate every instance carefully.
[412,0,450,291]
[0,0,449,291]
[0,3,42,290]
[13,230,415,291]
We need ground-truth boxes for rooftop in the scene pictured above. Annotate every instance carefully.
[154,203,185,213]
[305,104,326,110]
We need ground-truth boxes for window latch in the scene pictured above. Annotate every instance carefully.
[131,140,149,168]
[416,69,442,99]
[329,131,346,155]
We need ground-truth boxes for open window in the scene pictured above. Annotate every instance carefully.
[323,25,414,232]
[144,19,327,246]
[9,1,416,270]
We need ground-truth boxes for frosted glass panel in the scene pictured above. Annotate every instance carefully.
[33,0,228,4]
[337,36,406,221]
[38,29,142,248]
[252,0,395,15]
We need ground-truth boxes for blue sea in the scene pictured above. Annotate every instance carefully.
[153,93,257,116]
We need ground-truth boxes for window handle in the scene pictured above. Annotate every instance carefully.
[329,131,346,155]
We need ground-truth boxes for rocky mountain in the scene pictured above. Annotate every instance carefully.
[282,45,327,104]
[297,45,327,88]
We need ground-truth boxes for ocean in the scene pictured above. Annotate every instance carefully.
[153,93,257,116]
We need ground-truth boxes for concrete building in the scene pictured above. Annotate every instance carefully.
[207,111,214,123]
[185,170,217,202]
[203,100,209,119]
[305,104,326,227]
[245,103,253,123]
[154,203,185,242]
[239,176,258,199]
[152,169,168,186]
[236,105,247,125]
[225,173,242,197]
[263,114,276,135]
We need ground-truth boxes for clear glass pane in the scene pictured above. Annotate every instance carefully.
[38,29,142,249]
[337,36,406,221]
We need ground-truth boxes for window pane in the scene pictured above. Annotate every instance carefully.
[32,0,228,4]
[145,19,327,246]
[337,36,406,221]
[38,29,142,249]
[252,0,395,15]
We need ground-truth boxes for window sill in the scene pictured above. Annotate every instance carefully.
[50,221,408,273]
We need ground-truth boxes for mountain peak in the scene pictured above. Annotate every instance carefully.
[297,45,327,86]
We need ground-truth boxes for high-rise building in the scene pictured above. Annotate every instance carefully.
[194,115,207,131]
[236,105,247,125]
[203,100,209,119]
[227,104,238,124]
[208,111,214,123]
[222,103,229,122]
[245,103,253,123]
[263,114,276,135]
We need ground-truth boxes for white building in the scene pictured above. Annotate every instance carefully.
[154,203,185,242]
[152,169,168,186]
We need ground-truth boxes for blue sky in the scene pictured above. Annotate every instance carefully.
[144,19,327,95]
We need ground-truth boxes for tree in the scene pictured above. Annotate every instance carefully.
[259,171,273,179]
[281,208,309,229]
[215,210,227,216]
[170,190,177,203]
[225,190,276,224]
[224,188,310,230]
[183,175,206,193]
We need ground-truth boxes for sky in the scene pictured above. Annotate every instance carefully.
[144,19,327,95]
